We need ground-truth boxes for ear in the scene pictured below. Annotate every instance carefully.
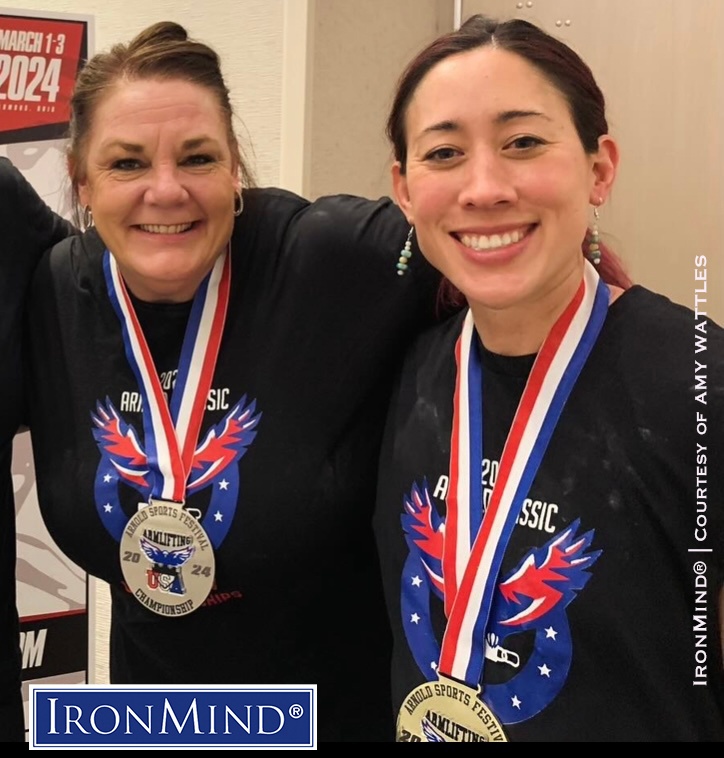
[78,183,91,208]
[230,153,242,192]
[391,161,414,225]
[589,135,619,205]
[69,157,91,207]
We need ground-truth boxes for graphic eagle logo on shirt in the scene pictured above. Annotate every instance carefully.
[400,479,601,725]
[90,395,261,547]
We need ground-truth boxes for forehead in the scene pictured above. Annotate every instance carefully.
[407,47,571,130]
[89,78,228,144]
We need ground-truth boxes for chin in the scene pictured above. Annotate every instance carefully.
[451,273,528,311]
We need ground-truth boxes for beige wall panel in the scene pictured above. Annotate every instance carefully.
[462,0,723,322]
[308,0,454,200]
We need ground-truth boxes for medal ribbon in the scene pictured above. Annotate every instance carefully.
[439,261,609,687]
[103,247,231,503]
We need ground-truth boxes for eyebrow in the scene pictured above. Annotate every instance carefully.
[419,110,552,136]
[495,109,552,124]
[102,136,219,152]
[181,137,219,150]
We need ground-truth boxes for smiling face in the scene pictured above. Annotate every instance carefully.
[393,46,617,336]
[76,77,240,302]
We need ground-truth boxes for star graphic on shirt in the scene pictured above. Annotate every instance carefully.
[538,663,552,678]
[103,503,112,513]
[103,474,112,483]
[410,613,420,624]
[411,575,423,587]
[214,511,223,522]
[544,626,558,640]
[219,479,229,491]
[511,695,521,709]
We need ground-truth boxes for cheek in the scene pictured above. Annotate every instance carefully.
[215,212,234,246]
[208,200,234,239]
[406,175,455,224]
[204,189,235,245]
[203,178,234,212]
[410,213,452,273]
[404,175,458,270]
[92,182,137,216]
[522,174,590,238]
[520,154,593,209]
[515,165,568,208]
[523,172,590,250]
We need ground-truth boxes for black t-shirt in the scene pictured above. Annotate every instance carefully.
[374,286,724,741]
[0,158,74,741]
[24,187,441,742]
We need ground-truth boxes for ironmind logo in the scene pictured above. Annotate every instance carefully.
[29,685,316,748]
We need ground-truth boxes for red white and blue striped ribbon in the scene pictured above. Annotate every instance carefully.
[439,261,609,687]
[103,248,231,504]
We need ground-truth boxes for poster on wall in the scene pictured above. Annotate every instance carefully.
[0,6,94,733]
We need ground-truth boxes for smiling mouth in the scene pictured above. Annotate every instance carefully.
[136,222,196,234]
[457,225,535,251]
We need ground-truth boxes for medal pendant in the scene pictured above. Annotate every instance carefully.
[397,677,507,742]
[120,499,215,617]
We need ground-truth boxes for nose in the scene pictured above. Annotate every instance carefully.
[144,163,189,206]
[457,150,517,208]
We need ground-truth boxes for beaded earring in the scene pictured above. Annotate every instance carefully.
[397,226,414,276]
[588,205,601,266]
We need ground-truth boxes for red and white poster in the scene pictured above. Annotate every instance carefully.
[0,10,88,142]
[0,6,94,734]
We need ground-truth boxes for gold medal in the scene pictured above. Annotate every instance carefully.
[120,499,215,617]
[397,677,507,742]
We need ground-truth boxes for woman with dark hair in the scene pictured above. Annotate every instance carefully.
[23,21,443,743]
[0,159,74,741]
[374,15,723,741]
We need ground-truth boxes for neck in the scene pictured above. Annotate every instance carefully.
[119,269,206,305]
[127,287,196,305]
[469,264,586,356]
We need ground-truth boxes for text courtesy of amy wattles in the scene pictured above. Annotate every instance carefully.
[691,255,712,687]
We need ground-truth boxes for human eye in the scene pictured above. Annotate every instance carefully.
[182,153,216,167]
[422,146,462,163]
[504,135,547,152]
[110,157,143,171]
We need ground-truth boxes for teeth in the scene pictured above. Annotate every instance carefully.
[138,223,193,234]
[460,227,526,251]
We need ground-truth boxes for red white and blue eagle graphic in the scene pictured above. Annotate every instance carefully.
[91,395,261,547]
[401,478,601,724]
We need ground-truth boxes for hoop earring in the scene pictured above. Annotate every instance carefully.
[396,226,414,276]
[82,205,94,230]
[587,205,601,266]
[233,190,244,218]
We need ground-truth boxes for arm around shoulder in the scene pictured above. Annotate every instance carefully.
[0,157,76,257]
